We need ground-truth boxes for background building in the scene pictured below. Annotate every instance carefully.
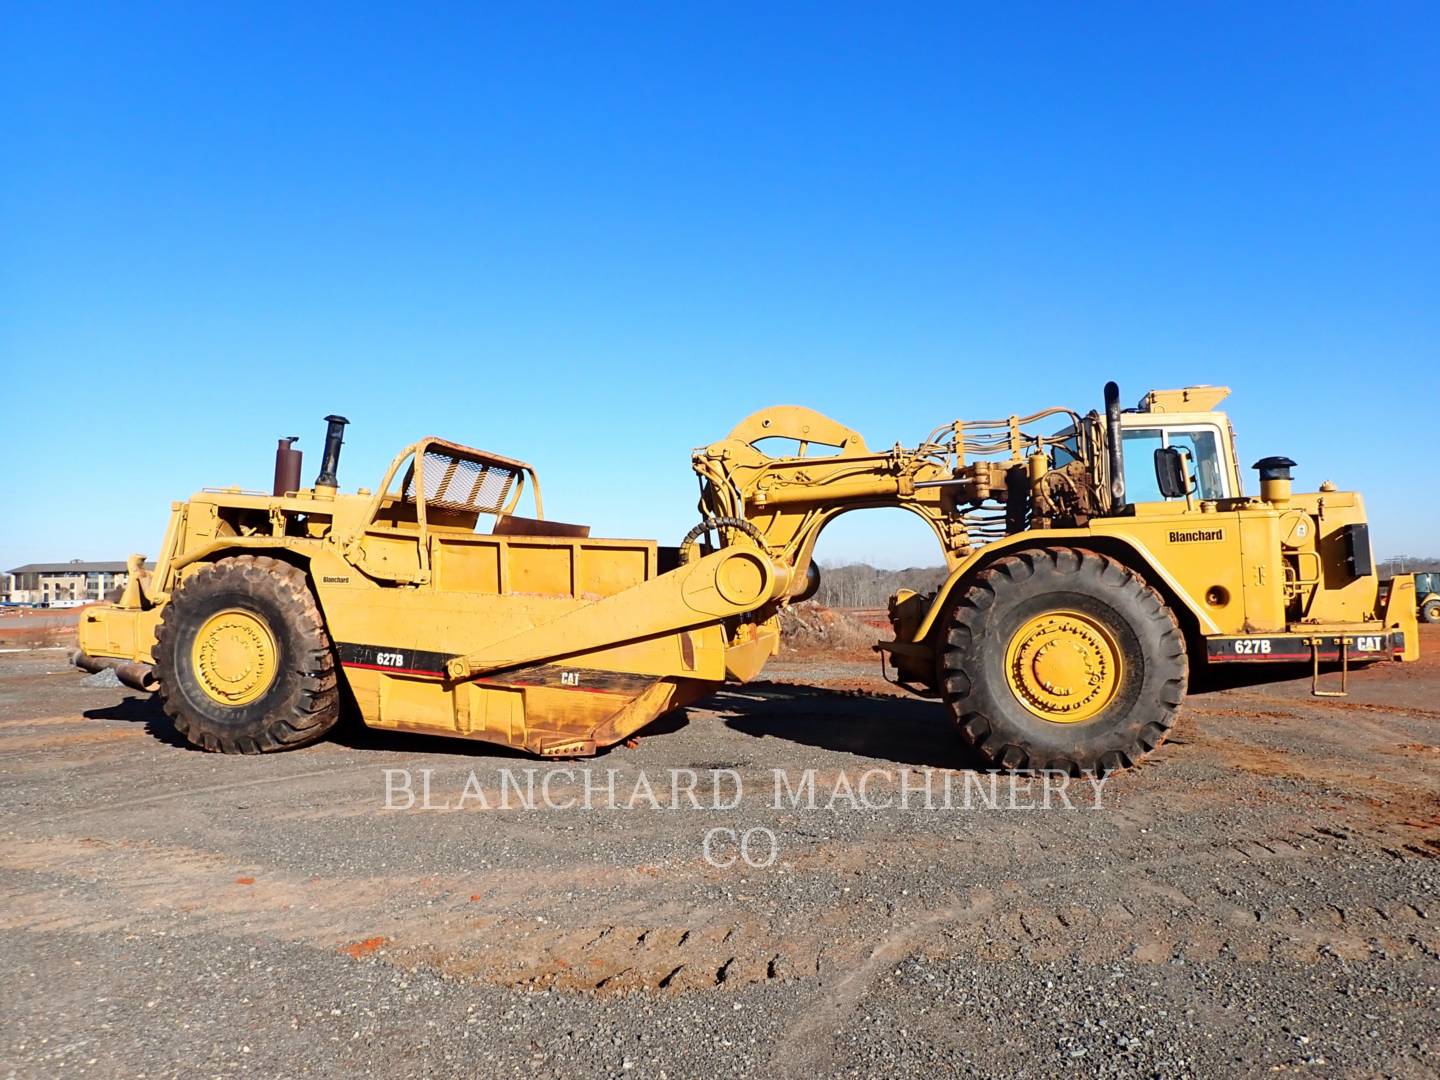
[2,560,149,606]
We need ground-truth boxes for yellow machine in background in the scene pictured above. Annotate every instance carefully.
[1407,573,1440,624]
[76,384,1417,773]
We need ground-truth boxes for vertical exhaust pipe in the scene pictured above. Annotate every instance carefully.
[1104,381,1127,513]
[314,415,349,491]
[273,437,302,496]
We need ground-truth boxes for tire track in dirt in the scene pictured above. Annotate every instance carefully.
[25,762,382,826]
[0,835,835,993]
[767,833,1439,1076]
[770,889,997,1077]
[0,728,145,751]
[0,714,106,730]
[1175,722,1440,858]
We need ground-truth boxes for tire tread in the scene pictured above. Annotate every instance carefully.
[941,546,1188,776]
[153,555,340,754]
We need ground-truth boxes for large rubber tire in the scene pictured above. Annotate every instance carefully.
[942,547,1187,776]
[154,555,340,753]
[1421,598,1440,625]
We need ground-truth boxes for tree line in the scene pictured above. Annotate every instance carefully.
[812,562,947,609]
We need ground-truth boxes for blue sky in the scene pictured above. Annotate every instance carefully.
[3,2,1437,570]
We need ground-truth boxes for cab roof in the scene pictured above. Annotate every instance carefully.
[1138,386,1230,413]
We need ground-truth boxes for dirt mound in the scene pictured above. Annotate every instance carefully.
[778,602,881,656]
[0,612,80,649]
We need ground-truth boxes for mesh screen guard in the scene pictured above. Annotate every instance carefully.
[402,449,520,515]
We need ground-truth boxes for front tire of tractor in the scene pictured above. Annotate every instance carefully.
[153,555,340,754]
[942,547,1187,776]
[1421,598,1440,625]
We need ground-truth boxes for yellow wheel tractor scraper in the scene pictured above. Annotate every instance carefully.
[75,384,1419,773]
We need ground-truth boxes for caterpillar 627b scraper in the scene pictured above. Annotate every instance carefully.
[75,384,1419,774]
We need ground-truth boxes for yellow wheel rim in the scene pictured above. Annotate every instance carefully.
[191,609,278,706]
[1004,610,1122,724]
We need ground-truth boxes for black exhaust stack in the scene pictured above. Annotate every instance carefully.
[315,415,349,490]
[1103,381,1127,514]
[273,436,302,497]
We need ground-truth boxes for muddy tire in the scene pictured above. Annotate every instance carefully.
[941,547,1187,776]
[1421,598,1440,625]
[153,555,340,753]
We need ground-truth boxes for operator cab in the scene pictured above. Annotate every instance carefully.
[1047,385,1243,508]
[1118,386,1242,506]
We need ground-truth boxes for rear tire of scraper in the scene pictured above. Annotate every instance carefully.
[1422,598,1440,625]
[941,547,1187,777]
[153,555,340,753]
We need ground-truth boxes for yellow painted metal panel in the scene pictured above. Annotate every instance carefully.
[435,539,501,594]
[378,675,455,732]
[507,542,575,597]
[576,543,651,599]
[1235,513,1286,631]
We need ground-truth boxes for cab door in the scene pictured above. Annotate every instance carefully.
[1119,422,1235,505]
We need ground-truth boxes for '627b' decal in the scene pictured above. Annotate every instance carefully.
[1231,639,1271,655]
[334,643,451,676]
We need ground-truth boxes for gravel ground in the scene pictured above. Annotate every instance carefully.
[1,628,1437,1077]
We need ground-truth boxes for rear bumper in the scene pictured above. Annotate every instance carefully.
[76,604,161,665]
[1206,630,1407,663]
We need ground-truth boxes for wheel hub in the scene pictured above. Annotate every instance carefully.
[1005,611,1121,723]
[192,609,278,706]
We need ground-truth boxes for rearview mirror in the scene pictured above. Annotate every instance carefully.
[1154,447,1189,499]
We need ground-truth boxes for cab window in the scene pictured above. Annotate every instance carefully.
[1121,429,1166,502]
[1121,425,1229,502]
[1049,425,1082,467]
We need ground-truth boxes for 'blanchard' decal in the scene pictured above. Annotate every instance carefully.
[336,643,656,695]
[1169,528,1225,543]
